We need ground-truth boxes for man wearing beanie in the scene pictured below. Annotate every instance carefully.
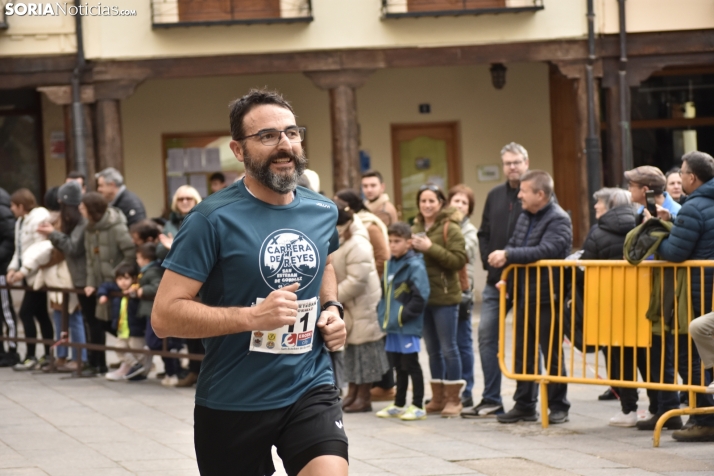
[625,165,681,224]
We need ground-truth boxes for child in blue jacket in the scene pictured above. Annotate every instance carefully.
[376,222,430,421]
[97,263,146,381]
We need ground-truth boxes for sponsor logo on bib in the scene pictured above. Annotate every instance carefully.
[259,229,320,290]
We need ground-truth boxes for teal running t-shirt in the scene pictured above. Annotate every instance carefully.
[162,179,339,411]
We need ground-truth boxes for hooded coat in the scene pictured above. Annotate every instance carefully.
[412,206,467,306]
[377,250,430,337]
[658,177,714,315]
[581,205,637,260]
[332,214,383,346]
[84,207,136,288]
[0,188,15,274]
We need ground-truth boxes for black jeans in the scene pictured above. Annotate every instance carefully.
[513,303,570,413]
[617,345,659,414]
[609,347,641,414]
[77,293,108,370]
[387,351,424,408]
[19,290,53,358]
[0,275,18,354]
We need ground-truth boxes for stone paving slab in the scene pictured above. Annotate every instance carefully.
[3,312,714,475]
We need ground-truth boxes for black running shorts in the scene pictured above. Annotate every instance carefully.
[194,384,348,476]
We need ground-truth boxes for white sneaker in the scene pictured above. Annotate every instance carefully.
[706,382,714,394]
[400,405,427,421]
[638,410,654,421]
[609,411,638,427]
[106,362,132,381]
[161,375,179,387]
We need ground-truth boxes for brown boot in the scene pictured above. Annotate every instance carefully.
[343,384,372,413]
[176,371,199,388]
[425,380,445,414]
[441,380,466,418]
[370,386,396,402]
[342,383,358,409]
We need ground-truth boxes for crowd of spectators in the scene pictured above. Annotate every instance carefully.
[2,146,714,444]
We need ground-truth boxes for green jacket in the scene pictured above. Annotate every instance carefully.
[412,207,467,306]
[624,219,688,334]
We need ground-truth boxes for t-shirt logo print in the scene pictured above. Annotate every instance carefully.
[260,229,320,290]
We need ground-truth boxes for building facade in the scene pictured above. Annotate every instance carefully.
[2,0,714,263]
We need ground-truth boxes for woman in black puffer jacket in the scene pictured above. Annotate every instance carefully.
[581,188,636,260]
[577,188,641,428]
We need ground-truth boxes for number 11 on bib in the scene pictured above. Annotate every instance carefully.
[249,297,318,354]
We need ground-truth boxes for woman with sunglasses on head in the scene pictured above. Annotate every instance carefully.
[411,183,468,418]
[158,185,205,388]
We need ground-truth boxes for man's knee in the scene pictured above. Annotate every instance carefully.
[691,313,714,337]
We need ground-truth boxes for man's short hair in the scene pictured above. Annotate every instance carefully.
[95,167,124,186]
[500,142,529,162]
[682,151,714,184]
[10,188,37,211]
[229,89,294,141]
[115,262,138,279]
[209,172,226,183]
[361,170,384,183]
[137,242,158,262]
[66,171,86,183]
[520,170,554,198]
[388,222,412,240]
[129,220,161,242]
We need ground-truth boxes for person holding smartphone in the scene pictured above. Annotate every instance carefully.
[625,166,681,224]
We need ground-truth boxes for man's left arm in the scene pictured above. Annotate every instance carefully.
[317,254,346,351]
[658,207,702,263]
[506,215,572,264]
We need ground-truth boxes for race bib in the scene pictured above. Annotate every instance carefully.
[249,297,319,354]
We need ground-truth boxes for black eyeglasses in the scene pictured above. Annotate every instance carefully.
[238,127,305,146]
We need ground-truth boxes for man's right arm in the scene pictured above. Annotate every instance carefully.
[152,270,299,339]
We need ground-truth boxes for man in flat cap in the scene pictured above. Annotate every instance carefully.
[625,165,681,223]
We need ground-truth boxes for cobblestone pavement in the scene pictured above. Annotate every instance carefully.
[2,310,714,475]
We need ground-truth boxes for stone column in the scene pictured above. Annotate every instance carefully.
[305,70,373,192]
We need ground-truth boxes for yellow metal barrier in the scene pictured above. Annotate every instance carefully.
[497,260,714,447]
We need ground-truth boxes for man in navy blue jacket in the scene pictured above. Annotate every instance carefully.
[488,170,573,425]
[656,151,714,442]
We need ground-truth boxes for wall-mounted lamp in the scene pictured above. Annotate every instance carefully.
[490,63,507,90]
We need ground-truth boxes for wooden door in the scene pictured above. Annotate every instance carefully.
[391,122,461,222]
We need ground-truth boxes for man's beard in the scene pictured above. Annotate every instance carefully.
[243,146,308,194]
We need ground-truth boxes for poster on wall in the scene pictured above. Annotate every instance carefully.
[189,173,208,198]
[478,165,500,182]
[50,131,65,160]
